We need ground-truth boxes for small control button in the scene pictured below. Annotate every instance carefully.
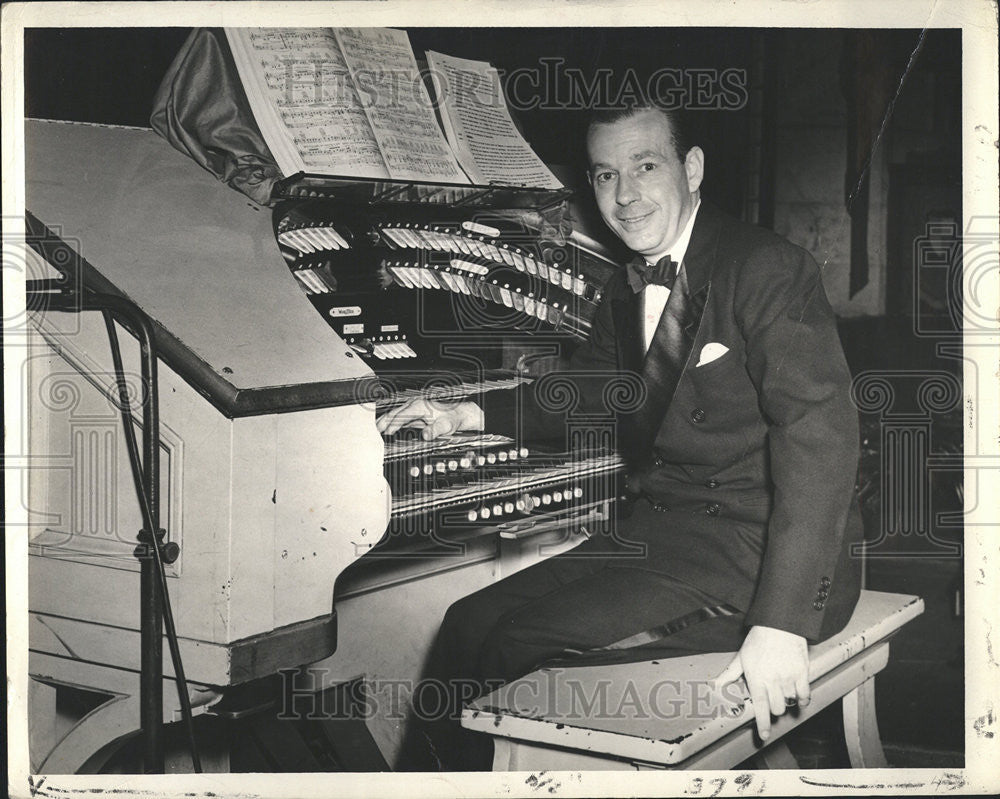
[691,408,706,423]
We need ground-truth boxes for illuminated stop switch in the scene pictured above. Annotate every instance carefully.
[486,453,497,464]
[573,487,584,498]
[532,495,542,507]
[515,498,526,512]
[553,491,563,503]
[409,466,421,478]
[508,449,519,460]
[542,494,552,505]
[460,455,472,468]
[493,504,503,516]
[477,455,487,466]
[423,464,434,476]
[435,462,446,473]
[480,507,491,519]
[447,460,458,471]
[497,452,508,462]
[504,502,514,514]
[467,510,478,522]
[519,448,529,458]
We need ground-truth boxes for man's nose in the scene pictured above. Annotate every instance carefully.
[615,173,639,205]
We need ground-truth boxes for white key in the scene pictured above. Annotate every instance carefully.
[324,225,351,249]
[301,226,332,252]
[382,227,409,248]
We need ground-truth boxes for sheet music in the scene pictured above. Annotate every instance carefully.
[333,28,469,184]
[226,28,390,178]
[425,50,563,190]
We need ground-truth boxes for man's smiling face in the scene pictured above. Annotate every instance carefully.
[587,109,704,259]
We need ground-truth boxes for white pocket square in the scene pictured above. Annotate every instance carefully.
[696,342,729,367]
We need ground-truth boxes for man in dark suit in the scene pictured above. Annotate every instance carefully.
[380,102,863,771]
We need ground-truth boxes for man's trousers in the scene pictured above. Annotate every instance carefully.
[400,534,750,771]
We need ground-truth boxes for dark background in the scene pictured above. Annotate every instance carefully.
[24,27,944,222]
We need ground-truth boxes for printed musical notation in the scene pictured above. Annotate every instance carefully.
[333,27,468,183]
[225,27,469,183]
[426,51,563,190]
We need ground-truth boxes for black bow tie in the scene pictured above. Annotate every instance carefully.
[628,255,679,292]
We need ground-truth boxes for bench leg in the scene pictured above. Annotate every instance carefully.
[752,741,799,769]
[493,738,514,770]
[842,676,888,768]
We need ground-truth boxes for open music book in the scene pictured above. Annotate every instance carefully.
[225,28,562,189]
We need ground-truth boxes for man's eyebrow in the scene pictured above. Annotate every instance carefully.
[630,150,667,161]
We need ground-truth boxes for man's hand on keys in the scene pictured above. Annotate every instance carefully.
[376,398,485,440]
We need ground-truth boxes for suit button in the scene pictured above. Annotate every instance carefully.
[653,455,665,467]
[705,479,719,489]
[817,589,829,599]
[706,503,721,516]
[820,576,832,588]
[813,600,825,611]
[691,408,706,423]
[652,502,669,513]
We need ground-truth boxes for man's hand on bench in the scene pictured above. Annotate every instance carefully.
[714,625,811,741]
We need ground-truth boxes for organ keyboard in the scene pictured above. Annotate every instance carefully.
[267,177,627,570]
[383,431,623,537]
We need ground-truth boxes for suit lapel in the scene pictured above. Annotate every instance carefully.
[611,289,645,375]
[618,203,720,465]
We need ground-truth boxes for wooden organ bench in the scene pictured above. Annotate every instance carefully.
[461,590,923,771]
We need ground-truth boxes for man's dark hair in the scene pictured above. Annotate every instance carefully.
[585,100,692,164]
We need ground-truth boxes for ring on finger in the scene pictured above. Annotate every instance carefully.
[784,697,797,707]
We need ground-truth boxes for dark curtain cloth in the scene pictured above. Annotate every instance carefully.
[841,31,898,298]
[150,28,283,206]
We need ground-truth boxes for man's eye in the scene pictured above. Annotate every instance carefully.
[638,162,657,173]
[594,171,615,184]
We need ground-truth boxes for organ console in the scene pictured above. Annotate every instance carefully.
[22,118,625,772]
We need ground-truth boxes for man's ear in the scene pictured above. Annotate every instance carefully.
[685,146,705,193]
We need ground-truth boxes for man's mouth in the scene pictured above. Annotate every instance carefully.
[616,210,654,227]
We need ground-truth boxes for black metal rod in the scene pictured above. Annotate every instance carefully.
[29,290,201,772]
[102,310,202,773]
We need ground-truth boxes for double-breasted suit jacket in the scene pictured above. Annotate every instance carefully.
[483,202,864,643]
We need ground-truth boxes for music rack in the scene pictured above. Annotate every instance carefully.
[271,172,574,211]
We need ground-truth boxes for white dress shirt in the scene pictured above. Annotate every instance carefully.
[641,199,701,353]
